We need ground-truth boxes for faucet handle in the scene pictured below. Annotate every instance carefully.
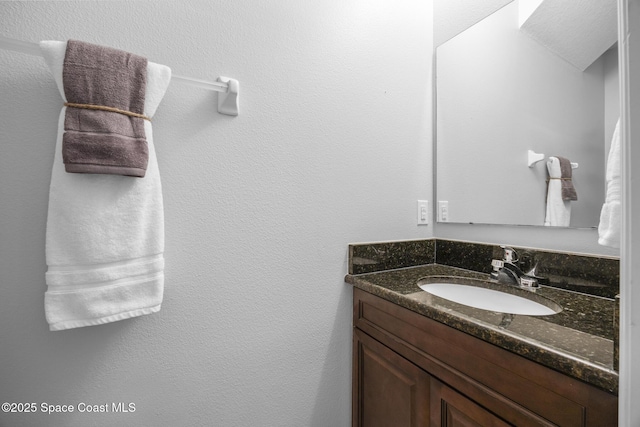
[491,259,504,270]
[520,276,539,289]
[500,246,518,263]
[490,259,504,280]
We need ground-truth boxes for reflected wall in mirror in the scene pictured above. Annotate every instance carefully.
[436,0,618,227]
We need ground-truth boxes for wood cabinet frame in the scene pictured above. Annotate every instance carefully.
[352,288,617,427]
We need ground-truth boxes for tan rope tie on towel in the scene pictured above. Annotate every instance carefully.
[64,102,151,121]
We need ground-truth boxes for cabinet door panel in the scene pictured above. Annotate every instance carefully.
[430,378,511,427]
[354,329,430,427]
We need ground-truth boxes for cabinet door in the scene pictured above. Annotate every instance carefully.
[430,378,512,427]
[353,329,431,427]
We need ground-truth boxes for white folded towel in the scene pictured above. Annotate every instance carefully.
[40,41,172,331]
[544,157,572,227]
[598,119,621,248]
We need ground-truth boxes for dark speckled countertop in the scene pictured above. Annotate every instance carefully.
[346,264,618,394]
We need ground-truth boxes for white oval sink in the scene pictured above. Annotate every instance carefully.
[418,281,561,316]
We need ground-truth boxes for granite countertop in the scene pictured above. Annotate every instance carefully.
[346,264,619,394]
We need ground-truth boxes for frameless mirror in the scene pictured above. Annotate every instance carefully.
[436,0,618,227]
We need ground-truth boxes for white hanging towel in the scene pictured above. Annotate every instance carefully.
[598,119,621,248]
[544,157,572,227]
[40,41,171,331]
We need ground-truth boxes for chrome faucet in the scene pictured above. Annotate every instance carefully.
[490,246,546,290]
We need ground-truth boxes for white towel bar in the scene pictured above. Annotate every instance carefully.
[0,35,239,116]
[528,150,578,169]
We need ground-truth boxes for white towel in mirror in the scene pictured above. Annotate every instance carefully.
[544,157,571,227]
[598,119,621,248]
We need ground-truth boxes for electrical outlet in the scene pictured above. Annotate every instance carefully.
[417,200,428,225]
[438,201,449,222]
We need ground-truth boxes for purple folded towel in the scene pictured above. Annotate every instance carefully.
[62,40,149,177]
[557,156,578,201]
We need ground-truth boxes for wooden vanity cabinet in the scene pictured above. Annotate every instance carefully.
[355,330,430,426]
[352,288,617,427]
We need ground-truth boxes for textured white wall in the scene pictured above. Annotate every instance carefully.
[0,1,433,426]
[434,0,512,46]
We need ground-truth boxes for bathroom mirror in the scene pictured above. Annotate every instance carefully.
[435,0,618,227]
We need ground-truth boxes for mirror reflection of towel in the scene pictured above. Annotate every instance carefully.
[598,119,621,248]
[544,157,572,227]
[556,157,578,201]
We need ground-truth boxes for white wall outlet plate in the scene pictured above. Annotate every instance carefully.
[417,200,429,225]
[438,201,449,222]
